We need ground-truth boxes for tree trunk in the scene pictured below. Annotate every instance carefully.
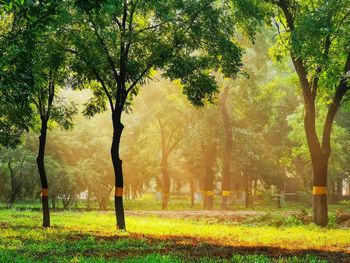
[253,179,258,199]
[62,195,73,210]
[203,145,216,210]
[159,122,170,210]
[52,196,56,210]
[336,178,343,203]
[36,119,50,227]
[86,189,91,211]
[7,162,21,206]
[244,172,251,209]
[176,180,181,193]
[111,111,126,230]
[190,178,195,208]
[161,157,170,210]
[249,177,253,208]
[290,58,330,226]
[331,180,336,204]
[311,154,329,227]
[220,86,233,210]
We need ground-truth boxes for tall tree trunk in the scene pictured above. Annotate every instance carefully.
[331,180,336,204]
[311,152,329,226]
[220,86,233,210]
[111,110,126,230]
[292,57,331,226]
[253,179,258,200]
[125,183,130,200]
[52,196,56,210]
[244,172,251,209]
[161,156,170,210]
[336,178,343,203]
[203,145,216,210]
[250,177,253,208]
[159,122,170,210]
[36,119,50,227]
[190,178,195,208]
[7,162,20,206]
[86,189,91,211]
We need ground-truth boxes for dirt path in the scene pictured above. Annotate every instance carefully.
[125,210,265,222]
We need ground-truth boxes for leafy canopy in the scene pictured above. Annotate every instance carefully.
[65,0,259,115]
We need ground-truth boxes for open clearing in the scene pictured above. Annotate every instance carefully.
[1,210,350,262]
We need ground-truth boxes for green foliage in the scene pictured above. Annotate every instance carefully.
[66,0,260,115]
[0,0,24,12]
[244,210,312,227]
[0,147,37,203]
[328,212,338,228]
[0,10,34,148]
[0,0,78,147]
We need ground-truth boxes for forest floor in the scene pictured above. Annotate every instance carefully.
[1,210,350,262]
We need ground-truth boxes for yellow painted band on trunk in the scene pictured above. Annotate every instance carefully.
[222,191,230,197]
[313,186,327,195]
[115,187,123,197]
[204,191,214,196]
[163,192,170,197]
[41,188,49,197]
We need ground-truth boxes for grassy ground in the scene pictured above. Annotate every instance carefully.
[2,195,350,213]
[1,210,350,262]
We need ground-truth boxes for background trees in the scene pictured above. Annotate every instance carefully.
[0,147,36,206]
[65,0,249,230]
[1,0,349,230]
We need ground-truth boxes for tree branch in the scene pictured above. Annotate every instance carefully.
[65,47,115,111]
[125,0,135,59]
[322,52,350,153]
[126,63,154,94]
[134,21,168,36]
[89,16,120,83]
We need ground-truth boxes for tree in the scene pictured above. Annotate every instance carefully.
[182,103,221,210]
[0,147,36,206]
[219,86,233,209]
[269,0,350,226]
[37,97,116,211]
[0,7,34,149]
[67,0,246,230]
[136,78,190,209]
[5,1,77,227]
[32,38,76,226]
[44,158,80,210]
[288,104,350,204]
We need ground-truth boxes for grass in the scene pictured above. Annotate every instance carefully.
[1,210,350,262]
[2,195,350,213]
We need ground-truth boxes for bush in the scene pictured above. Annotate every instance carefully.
[244,209,312,227]
[328,212,338,228]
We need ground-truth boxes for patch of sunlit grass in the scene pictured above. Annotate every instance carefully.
[0,210,348,262]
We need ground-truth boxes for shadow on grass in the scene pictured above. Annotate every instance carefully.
[100,234,350,263]
[63,231,350,262]
[1,222,350,262]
